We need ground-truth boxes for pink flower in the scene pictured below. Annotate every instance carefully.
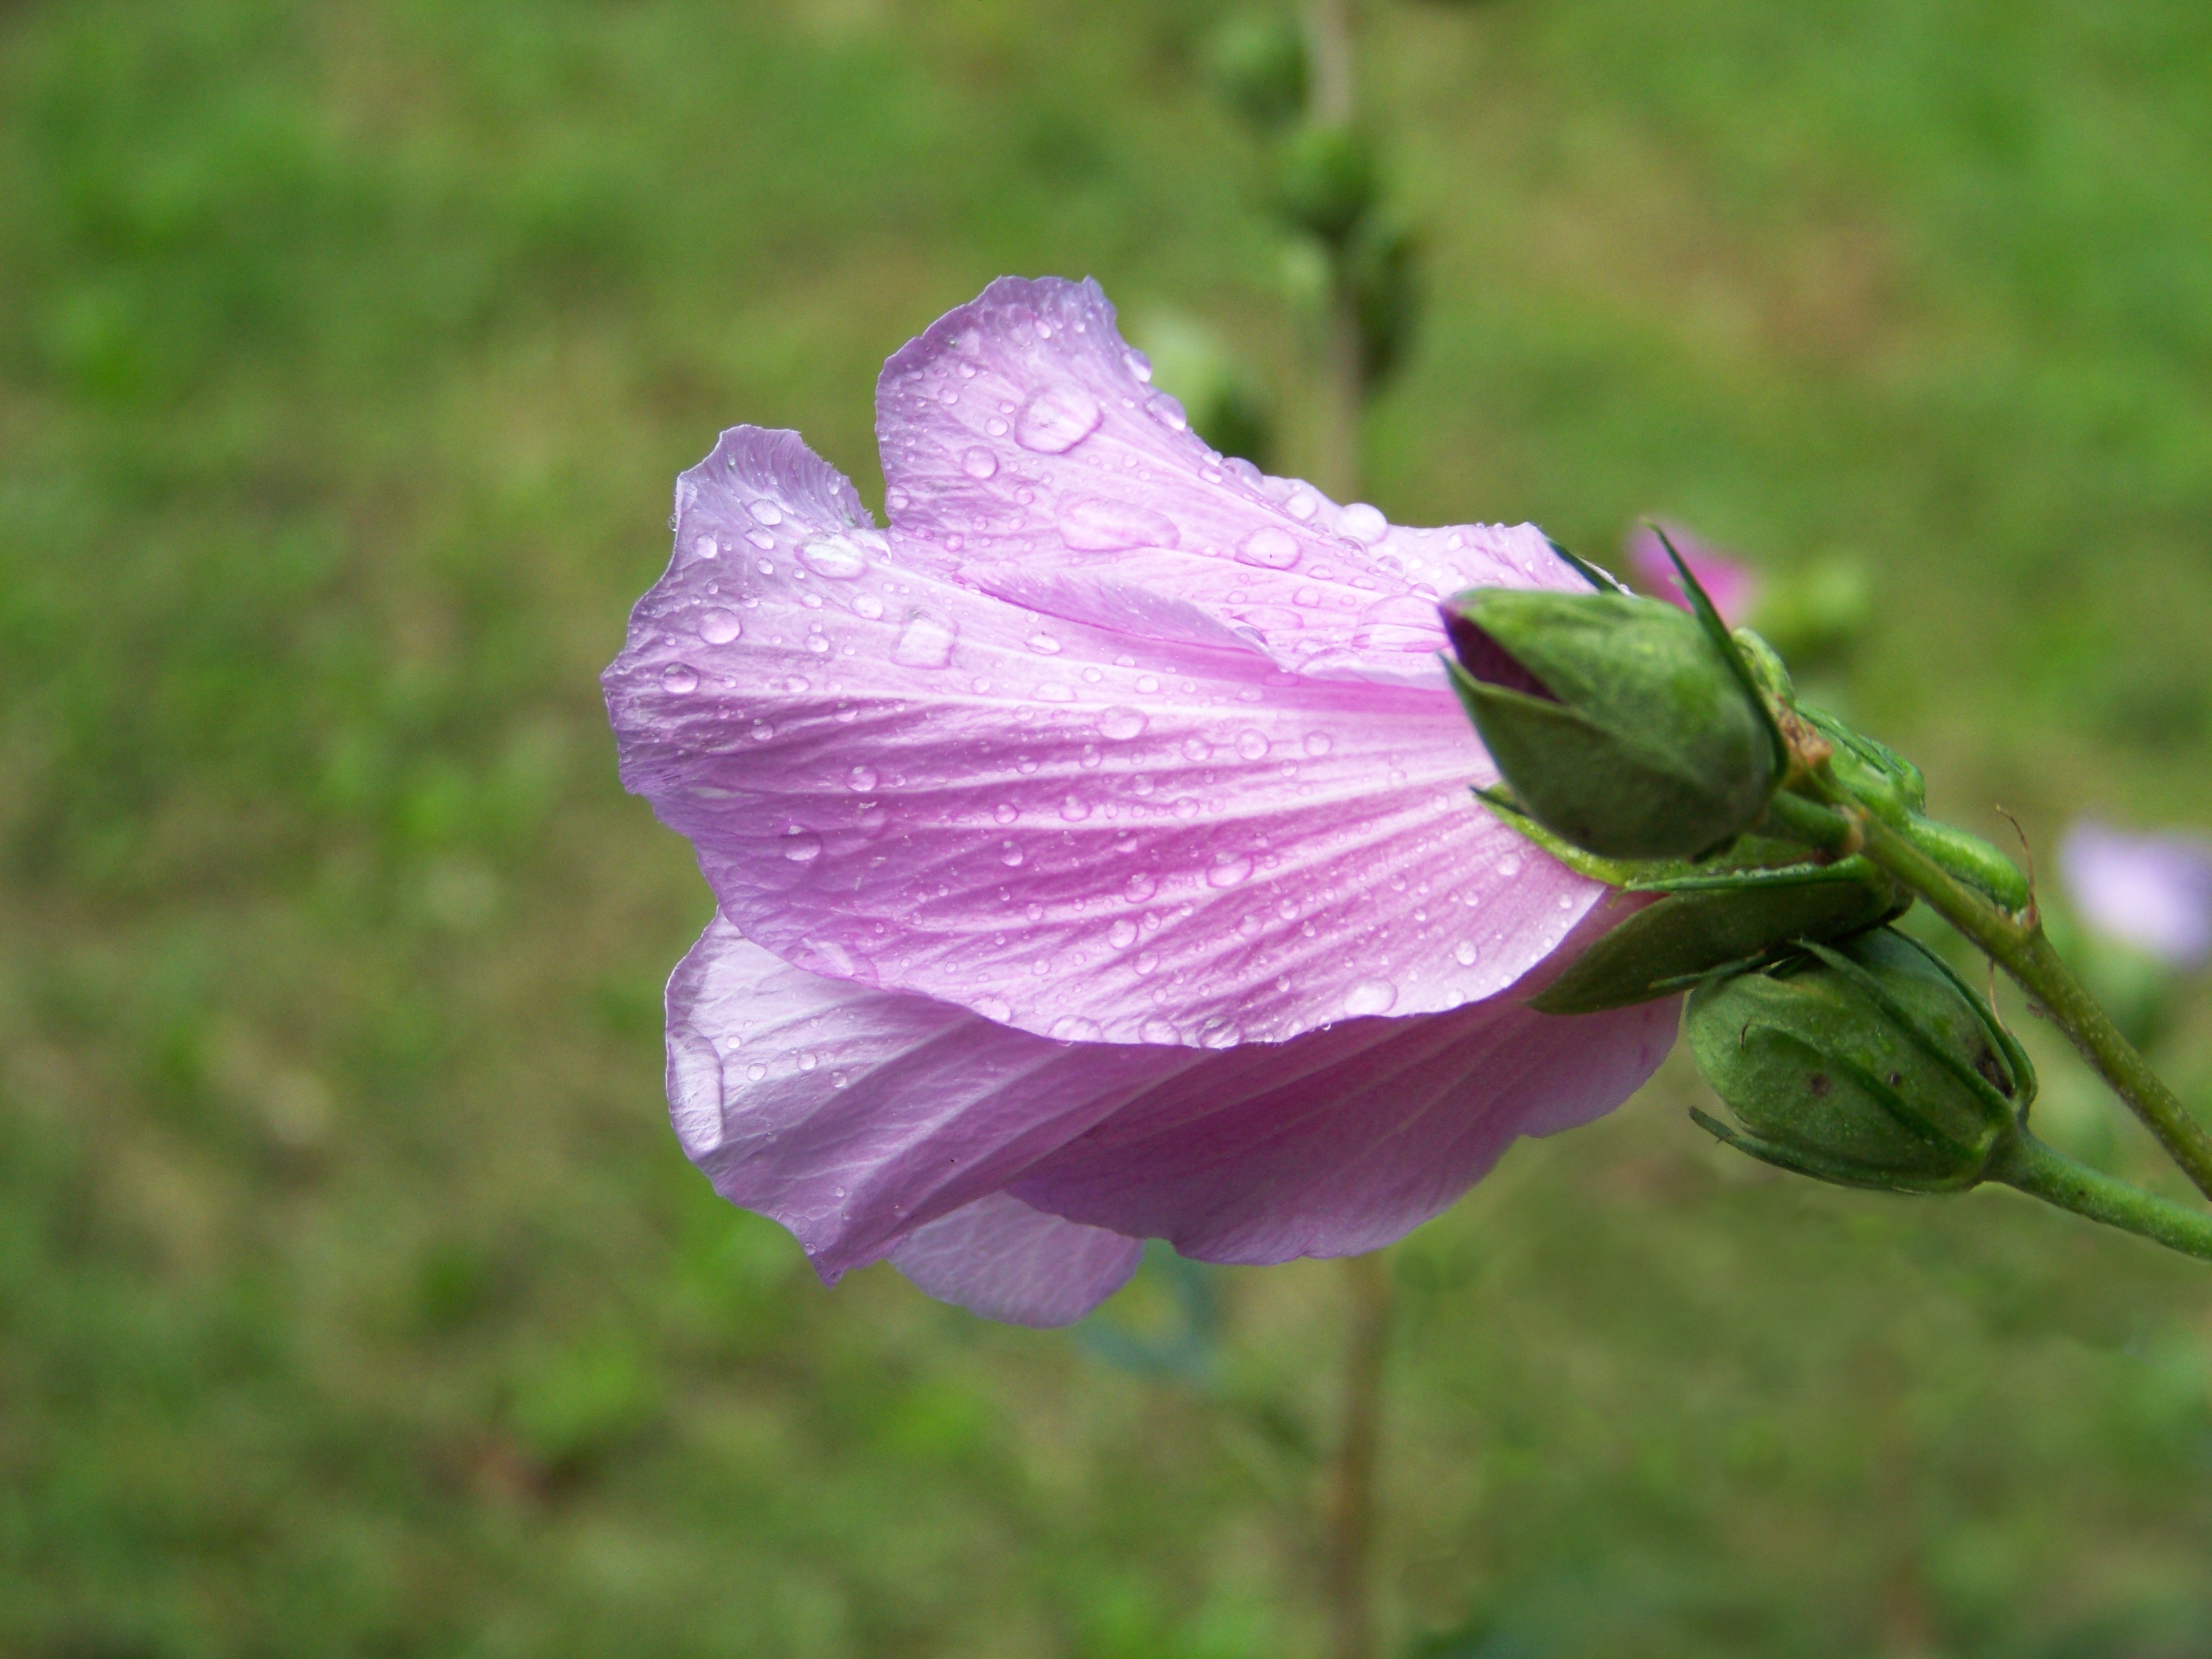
[2058,820,2212,968]
[604,278,1676,1325]
[1625,522,1759,626]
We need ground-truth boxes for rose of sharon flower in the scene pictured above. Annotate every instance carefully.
[2058,820,2212,969]
[604,277,1677,1326]
[1625,522,1758,627]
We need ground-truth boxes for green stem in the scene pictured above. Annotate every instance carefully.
[1992,1134,2212,1262]
[1845,806,2212,1202]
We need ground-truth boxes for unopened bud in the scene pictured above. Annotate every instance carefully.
[1274,123,1378,244]
[1443,588,1782,860]
[1685,928,2034,1193]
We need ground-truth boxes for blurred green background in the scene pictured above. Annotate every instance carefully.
[6,1,2212,1654]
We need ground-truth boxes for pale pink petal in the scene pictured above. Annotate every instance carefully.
[1010,896,1680,1262]
[1626,522,1759,626]
[876,276,1588,687]
[607,426,1609,1048]
[665,912,1187,1279]
[666,903,1673,1286]
[2059,820,2212,968]
[886,1191,1143,1326]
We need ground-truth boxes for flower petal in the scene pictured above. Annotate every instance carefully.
[886,1191,1143,1326]
[665,912,1187,1279]
[2058,820,2212,968]
[876,275,1586,685]
[668,909,1675,1295]
[1625,522,1759,626]
[1010,909,1681,1263]
[607,425,1610,1045]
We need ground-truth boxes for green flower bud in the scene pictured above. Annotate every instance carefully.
[1685,928,2035,1193]
[1207,12,1308,131]
[1443,588,1784,860]
[1274,123,1378,244]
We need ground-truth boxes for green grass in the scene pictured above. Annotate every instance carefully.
[5,1,2212,1654]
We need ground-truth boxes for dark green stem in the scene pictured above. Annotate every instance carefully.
[1845,806,2212,1202]
[1992,1134,2212,1262]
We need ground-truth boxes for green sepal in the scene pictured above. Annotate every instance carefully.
[1652,526,1790,781]
[1533,863,1906,1015]
[1542,536,1631,596]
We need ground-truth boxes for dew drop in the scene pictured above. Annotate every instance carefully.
[1108,918,1139,948]
[1496,854,1522,878]
[1050,1016,1104,1042]
[1234,730,1270,761]
[1099,706,1147,741]
[783,830,823,863]
[1141,1015,1179,1043]
[1237,527,1301,569]
[962,446,1000,480]
[1286,492,1318,521]
[661,663,699,693]
[985,417,1008,437]
[1015,385,1103,453]
[1453,939,1481,966]
[1345,979,1397,1016]
[892,613,958,668]
[1060,794,1091,821]
[749,501,783,527]
[853,594,885,619]
[745,1061,768,1081]
[846,765,879,792]
[1124,348,1153,383]
[994,802,1018,824]
[799,536,869,579]
[1206,853,1254,887]
[1303,731,1334,758]
[751,721,775,742]
[1027,632,1061,654]
[1134,951,1160,977]
[1000,841,1025,867]
[1340,502,1389,544]
[975,995,1015,1023]
[1124,872,1158,902]
[1060,496,1181,552]
[694,535,720,560]
[698,608,742,644]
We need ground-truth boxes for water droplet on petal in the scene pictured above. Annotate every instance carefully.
[962,446,1000,479]
[1028,632,1061,654]
[1340,503,1389,544]
[1060,794,1090,821]
[1497,854,1522,878]
[1124,348,1153,383]
[1124,872,1158,902]
[1050,1016,1104,1042]
[661,663,699,693]
[1059,496,1181,552]
[698,608,742,644]
[1146,392,1187,431]
[1286,492,1318,521]
[846,765,878,792]
[1206,853,1254,887]
[1234,730,1270,760]
[994,802,1018,824]
[799,536,869,579]
[1345,979,1397,1016]
[892,613,958,668]
[745,1061,767,1081]
[853,594,884,619]
[1000,841,1025,867]
[975,995,1014,1023]
[1303,731,1334,758]
[1015,385,1103,453]
[694,535,719,560]
[783,830,823,863]
[749,501,784,526]
[1108,918,1139,948]
[1237,528,1301,569]
[1140,1016,1178,1043]
[1099,706,1147,741]
[1453,940,1480,966]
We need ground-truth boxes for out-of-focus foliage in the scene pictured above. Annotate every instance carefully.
[4,1,2212,1656]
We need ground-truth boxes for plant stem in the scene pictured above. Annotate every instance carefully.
[1847,808,2212,1202]
[1992,1134,2212,1261]
[1322,1252,1392,1659]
